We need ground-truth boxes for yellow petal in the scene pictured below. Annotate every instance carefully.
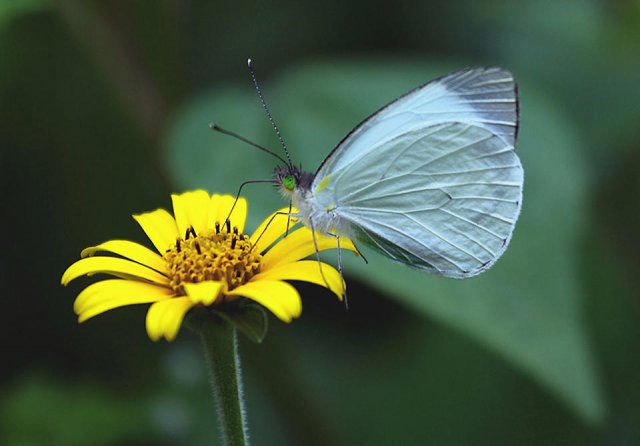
[261,227,357,269]
[252,260,344,300]
[209,195,248,233]
[61,257,169,286]
[249,207,299,253]
[74,279,174,322]
[227,280,301,323]
[81,240,167,274]
[171,190,212,237]
[133,209,179,253]
[184,281,223,306]
[146,297,194,342]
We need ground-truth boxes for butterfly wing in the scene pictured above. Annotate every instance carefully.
[315,67,518,179]
[312,68,522,278]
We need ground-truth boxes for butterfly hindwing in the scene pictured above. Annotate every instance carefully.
[314,122,523,277]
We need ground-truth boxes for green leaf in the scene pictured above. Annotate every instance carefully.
[165,59,604,422]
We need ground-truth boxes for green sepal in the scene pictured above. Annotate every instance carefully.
[209,301,269,344]
[186,301,269,344]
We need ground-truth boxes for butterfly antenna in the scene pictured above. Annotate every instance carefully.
[247,58,292,168]
[209,123,290,167]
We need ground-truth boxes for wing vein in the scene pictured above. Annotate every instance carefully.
[378,125,455,179]
[438,208,505,241]
[403,214,484,263]
[409,164,521,176]
[446,225,496,257]
[368,219,465,271]
[409,133,493,174]
[450,196,518,203]
[459,207,515,224]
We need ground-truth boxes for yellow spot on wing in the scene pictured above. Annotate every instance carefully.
[315,175,332,193]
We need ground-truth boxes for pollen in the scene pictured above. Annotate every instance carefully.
[163,221,262,297]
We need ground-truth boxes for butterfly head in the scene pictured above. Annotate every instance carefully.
[273,165,314,199]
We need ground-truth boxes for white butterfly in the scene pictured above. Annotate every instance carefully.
[272,67,523,278]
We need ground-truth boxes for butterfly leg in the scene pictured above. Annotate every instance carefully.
[351,241,369,264]
[321,230,349,310]
[285,200,293,237]
[306,219,347,308]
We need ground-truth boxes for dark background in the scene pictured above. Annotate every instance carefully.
[2,1,639,445]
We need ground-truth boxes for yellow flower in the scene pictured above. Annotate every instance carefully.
[61,190,356,341]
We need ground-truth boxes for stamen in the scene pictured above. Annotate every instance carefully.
[185,226,197,240]
[163,223,262,298]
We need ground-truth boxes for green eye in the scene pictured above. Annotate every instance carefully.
[283,175,296,191]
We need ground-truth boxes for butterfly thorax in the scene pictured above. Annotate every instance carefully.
[273,165,344,235]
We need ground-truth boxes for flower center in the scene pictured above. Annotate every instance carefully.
[163,221,262,297]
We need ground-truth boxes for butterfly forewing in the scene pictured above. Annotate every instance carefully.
[314,67,518,180]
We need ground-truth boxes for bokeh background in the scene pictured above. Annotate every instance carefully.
[2,0,640,445]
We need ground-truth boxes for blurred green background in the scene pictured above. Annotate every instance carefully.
[2,0,640,444]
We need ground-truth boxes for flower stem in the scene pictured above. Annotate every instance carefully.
[190,312,249,446]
